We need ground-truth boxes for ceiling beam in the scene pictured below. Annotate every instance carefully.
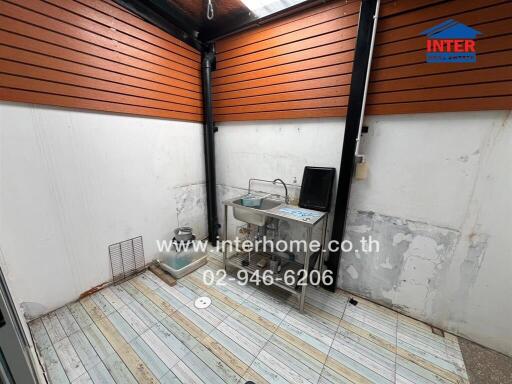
[112,0,204,51]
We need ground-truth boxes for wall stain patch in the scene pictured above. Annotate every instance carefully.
[340,210,459,315]
[21,302,48,321]
[174,183,207,239]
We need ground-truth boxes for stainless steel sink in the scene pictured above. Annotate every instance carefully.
[232,198,281,226]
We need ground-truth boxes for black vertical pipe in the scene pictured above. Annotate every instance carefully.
[324,0,380,291]
[201,44,219,243]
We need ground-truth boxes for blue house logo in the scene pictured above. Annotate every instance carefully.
[421,19,482,63]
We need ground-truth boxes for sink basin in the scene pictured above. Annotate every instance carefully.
[232,198,281,226]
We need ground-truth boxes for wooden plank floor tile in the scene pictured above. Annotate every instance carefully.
[55,306,81,336]
[29,318,52,352]
[30,259,471,384]
[68,330,101,370]
[39,345,70,384]
[42,312,67,344]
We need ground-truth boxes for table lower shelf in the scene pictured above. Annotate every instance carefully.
[225,252,303,296]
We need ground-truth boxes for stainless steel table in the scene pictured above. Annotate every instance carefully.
[222,196,328,312]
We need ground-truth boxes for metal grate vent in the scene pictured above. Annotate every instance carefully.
[109,236,145,283]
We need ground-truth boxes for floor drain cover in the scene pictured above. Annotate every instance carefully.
[194,296,211,309]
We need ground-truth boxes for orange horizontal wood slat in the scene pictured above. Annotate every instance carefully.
[0,87,201,121]
[213,64,353,93]
[66,0,199,62]
[76,0,199,58]
[0,44,201,101]
[214,86,349,108]
[376,2,511,46]
[0,59,202,107]
[215,107,347,122]
[213,52,355,86]
[1,0,508,123]
[374,17,512,58]
[213,0,357,121]
[378,0,505,31]
[0,73,202,115]
[373,34,512,71]
[215,96,348,115]
[366,96,512,115]
[0,3,200,84]
[213,75,350,100]
[370,50,512,82]
[217,13,359,65]
[26,0,199,70]
[215,39,356,79]
[369,66,512,94]
[379,0,447,18]
[214,0,511,122]
[367,0,512,115]
[0,31,201,94]
[216,0,361,55]
[367,81,512,105]
[217,23,358,70]
[0,0,201,121]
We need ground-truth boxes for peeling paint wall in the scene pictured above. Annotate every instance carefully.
[217,110,512,356]
[0,102,205,319]
[342,211,460,317]
[174,183,207,240]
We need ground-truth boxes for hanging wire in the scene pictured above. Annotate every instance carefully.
[206,0,214,20]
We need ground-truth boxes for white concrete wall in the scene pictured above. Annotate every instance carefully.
[0,102,206,319]
[216,110,512,356]
[215,118,344,247]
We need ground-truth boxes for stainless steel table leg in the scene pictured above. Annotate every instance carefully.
[300,226,313,312]
[319,214,328,276]
[223,204,228,270]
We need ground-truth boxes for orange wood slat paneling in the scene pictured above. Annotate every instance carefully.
[0,4,199,84]
[366,96,512,115]
[213,75,349,100]
[0,30,200,94]
[369,66,512,94]
[0,58,202,107]
[0,0,202,121]
[214,86,349,108]
[375,17,511,58]
[216,0,361,55]
[367,0,512,115]
[0,73,202,115]
[215,107,347,122]
[214,40,356,79]
[16,0,199,70]
[0,87,200,121]
[217,12,359,65]
[213,0,511,122]
[217,21,358,71]
[0,44,201,101]
[77,0,199,58]
[213,64,353,93]
[212,0,360,121]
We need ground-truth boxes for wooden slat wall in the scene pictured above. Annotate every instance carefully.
[212,0,361,122]
[0,0,202,122]
[367,0,512,115]
[213,0,512,122]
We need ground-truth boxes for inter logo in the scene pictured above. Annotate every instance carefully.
[421,19,481,63]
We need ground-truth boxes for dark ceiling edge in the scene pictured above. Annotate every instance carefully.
[111,0,204,51]
[203,0,331,42]
[113,0,333,49]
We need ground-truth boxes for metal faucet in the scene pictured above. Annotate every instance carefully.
[273,178,289,204]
